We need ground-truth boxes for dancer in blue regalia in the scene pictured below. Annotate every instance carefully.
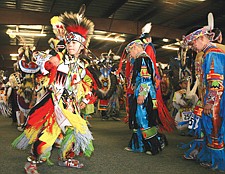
[124,39,167,155]
[183,26,225,172]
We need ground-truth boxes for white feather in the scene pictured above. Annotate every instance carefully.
[108,49,112,56]
[77,14,83,25]
[142,22,152,34]
[186,76,199,100]
[206,12,214,31]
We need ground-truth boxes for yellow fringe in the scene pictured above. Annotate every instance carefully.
[59,101,88,134]
[24,127,42,144]
[24,118,61,146]
[39,122,61,147]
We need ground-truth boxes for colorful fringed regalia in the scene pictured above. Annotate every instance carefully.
[140,23,175,133]
[0,70,11,117]
[182,25,225,171]
[119,25,175,132]
[0,77,12,117]
[172,78,199,133]
[12,4,95,174]
[145,42,175,132]
[196,45,225,171]
[124,40,168,155]
[180,51,205,160]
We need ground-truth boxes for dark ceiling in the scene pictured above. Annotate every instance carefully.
[0,0,225,75]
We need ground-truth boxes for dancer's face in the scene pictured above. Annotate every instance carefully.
[189,36,208,53]
[179,81,188,89]
[66,41,83,56]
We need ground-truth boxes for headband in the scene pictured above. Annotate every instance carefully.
[183,27,209,45]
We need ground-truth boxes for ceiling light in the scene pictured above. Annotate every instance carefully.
[94,30,108,34]
[10,53,19,57]
[162,38,169,42]
[18,43,34,47]
[6,29,47,37]
[18,25,43,30]
[162,45,179,51]
[6,25,44,30]
[10,54,18,61]
[93,35,125,42]
[10,57,18,61]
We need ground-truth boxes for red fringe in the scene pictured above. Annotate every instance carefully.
[116,50,126,75]
[156,88,175,133]
[27,97,55,133]
[37,141,47,155]
[145,46,158,74]
[44,61,57,85]
[66,26,88,39]
[147,44,175,132]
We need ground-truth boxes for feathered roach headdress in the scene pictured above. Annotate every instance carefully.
[59,4,94,47]
[139,22,152,43]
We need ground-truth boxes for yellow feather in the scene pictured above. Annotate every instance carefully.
[50,16,60,25]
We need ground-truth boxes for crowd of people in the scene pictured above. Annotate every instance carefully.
[0,5,225,173]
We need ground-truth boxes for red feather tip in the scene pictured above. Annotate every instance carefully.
[66,25,88,39]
